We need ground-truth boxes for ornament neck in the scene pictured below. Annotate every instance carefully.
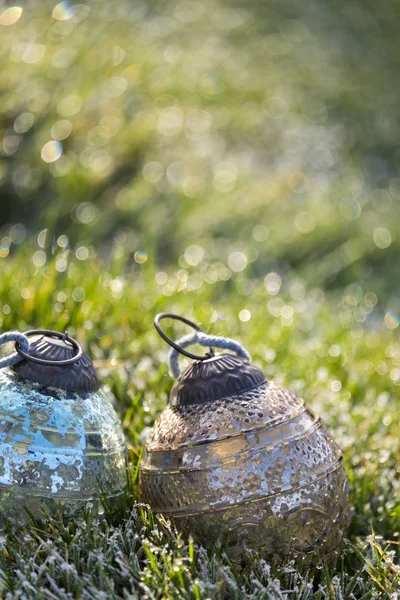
[168,331,251,379]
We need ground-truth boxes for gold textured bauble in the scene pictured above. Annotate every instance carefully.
[139,353,350,560]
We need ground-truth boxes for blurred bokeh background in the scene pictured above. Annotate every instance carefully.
[1,0,400,315]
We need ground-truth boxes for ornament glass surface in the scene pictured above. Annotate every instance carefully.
[139,315,350,561]
[0,331,127,527]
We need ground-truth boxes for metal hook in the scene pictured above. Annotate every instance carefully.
[15,330,83,366]
[154,313,215,361]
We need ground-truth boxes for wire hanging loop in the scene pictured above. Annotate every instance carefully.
[15,330,83,366]
[0,331,30,368]
[154,313,215,361]
[154,313,251,379]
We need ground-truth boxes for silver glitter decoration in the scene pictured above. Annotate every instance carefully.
[0,367,127,527]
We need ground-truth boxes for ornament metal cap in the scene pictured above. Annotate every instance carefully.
[170,354,265,406]
[13,330,99,393]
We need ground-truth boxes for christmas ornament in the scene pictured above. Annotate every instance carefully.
[0,329,127,527]
[139,314,350,560]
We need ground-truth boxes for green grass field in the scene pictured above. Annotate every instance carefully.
[1,0,400,597]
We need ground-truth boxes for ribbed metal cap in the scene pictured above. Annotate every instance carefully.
[13,334,99,393]
[169,354,265,406]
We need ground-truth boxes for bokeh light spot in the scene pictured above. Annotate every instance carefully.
[239,309,251,322]
[288,172,309,193]
[339,199,361,221]
[184,245,204,266]
[187,273,203,290]
[103,77,128,98]
[158,107,184,136]
[57,234,69,248]
[110,278,124,298]
[213,162,237,193]
[186,110,212,133]
[88,150,112,175]
[75,202,98,224]
[32,250,46,267]
[163,45,182,63]
[72,287,85,302]
[0,6,22,26]
[51,155,72,177]
[142,162,164,183]
[52,47,77,69]
[9,224,26,244]
[156,272,168,285]
[295,211,316,234]
[183,176,203,198]
[252,225,269,242]
[76,246,89,260]
[52,1,74,20]
[41,141,63,163]
[290,281,305,300]
[22,44,46,64]
[281,305,293,319]
[112,46,126,66]
[384,311,399,330]
[51,120,73,140]
[373,227,392,249]
[58,95,82,117]
[329,345,341,357]
[344,284,363,306]
[264,272,282,295]
[228,251,247,272]
[134,250,148,264]
[14,113,34,134]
